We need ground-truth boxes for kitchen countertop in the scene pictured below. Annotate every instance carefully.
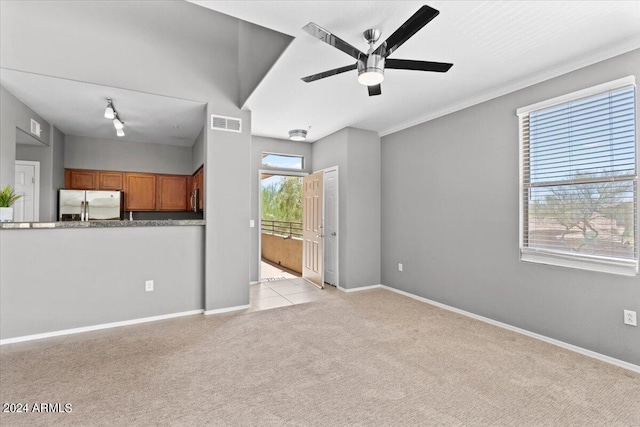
[0,219,206,229]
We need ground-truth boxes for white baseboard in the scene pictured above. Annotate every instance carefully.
[379,285,640,374]
[337,284,383,293]
[204,304,251,315]
[250,281,260,285]
[0,309,204,346]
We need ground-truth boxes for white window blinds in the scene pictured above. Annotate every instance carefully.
[519,79,638,275]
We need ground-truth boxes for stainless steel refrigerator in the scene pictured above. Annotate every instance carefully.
[58,190,124,221]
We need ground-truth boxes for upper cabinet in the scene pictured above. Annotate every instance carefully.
[66,169,98,190]
[157,175,187,211]
[98,171,124,191]
[125,173,157,211]
[65,168,202,213]
[194,167,204,211]
[66,169,124,191]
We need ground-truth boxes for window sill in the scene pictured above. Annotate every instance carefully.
[520,250,638,277]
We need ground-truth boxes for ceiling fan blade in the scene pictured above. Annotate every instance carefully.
[368,84,382,96]
[374,5,440,58]
[386,59,453,73]
[302,23,366,60]
[301,63,357,83]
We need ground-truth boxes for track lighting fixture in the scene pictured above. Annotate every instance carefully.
[104,98,115,119]
[104,97,125,136]
[113,117,124,130]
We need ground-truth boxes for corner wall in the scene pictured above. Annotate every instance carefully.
[380,49,640,365]
[312,127,381,289]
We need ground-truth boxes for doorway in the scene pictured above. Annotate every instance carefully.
[257,166,340,288]
[14,160,40,222]
[259,171,305,281]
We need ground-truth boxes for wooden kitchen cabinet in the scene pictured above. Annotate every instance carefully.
[195,167,204,210]
[157,175,187,211]
[125,173,157,211]
[66,169,98,190]
[98,171,124,191]
[186,176,194,211]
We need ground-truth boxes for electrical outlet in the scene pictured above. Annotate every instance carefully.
[398,263,403,272]
[145,280,154,292]
[623,310,637,326]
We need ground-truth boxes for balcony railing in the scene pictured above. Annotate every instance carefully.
[261,220,302,238]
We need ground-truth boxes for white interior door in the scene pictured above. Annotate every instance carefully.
[302,171,323,288]
[14,161,39,222]
[323,168,338,286]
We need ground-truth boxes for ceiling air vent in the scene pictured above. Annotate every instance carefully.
[30,119,42,137]
[210,114,242,133]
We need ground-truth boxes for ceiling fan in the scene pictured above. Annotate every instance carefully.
[301,5,453,96]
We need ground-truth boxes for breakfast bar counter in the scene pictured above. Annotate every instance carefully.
[0,219,205,230]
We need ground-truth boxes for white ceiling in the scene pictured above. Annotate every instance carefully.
[0,69,206,147]
[191,0,640,142]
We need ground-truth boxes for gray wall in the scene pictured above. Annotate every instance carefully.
[0,85,51,190]
[313,127,381,289]
[381,49,640,365]
[0,226,204,339]
[1,1,290,324]
[192,127,205,173]
[204,107,252,310]
[250,135,313,282]
[65,135,193,175]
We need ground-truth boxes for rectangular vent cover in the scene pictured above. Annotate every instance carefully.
[210,114,242,133]
[30,119,41,137]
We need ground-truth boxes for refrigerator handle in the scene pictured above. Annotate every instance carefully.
[191,191,196,212]
[85,201,89,221]
[80,201,85,222]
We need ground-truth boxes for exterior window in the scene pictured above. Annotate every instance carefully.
[262,153,304,170]
[518,77,637,276]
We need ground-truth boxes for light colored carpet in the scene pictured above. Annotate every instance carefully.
[1,289,638,426]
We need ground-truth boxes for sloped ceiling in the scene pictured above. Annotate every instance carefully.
[191,1,640,142]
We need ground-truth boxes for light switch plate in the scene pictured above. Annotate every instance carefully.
[249,220,255,228]
[145,280,154,292]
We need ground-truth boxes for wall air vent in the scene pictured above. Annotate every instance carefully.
[210,114,242,133]
[30,119,42,137]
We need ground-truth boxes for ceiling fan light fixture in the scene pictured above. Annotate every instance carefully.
[116,128,125,137]
[357,54,385,86]
[357,69,384,86]
[289,129,307,141]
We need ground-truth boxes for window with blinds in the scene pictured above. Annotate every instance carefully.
[518,77,638,276]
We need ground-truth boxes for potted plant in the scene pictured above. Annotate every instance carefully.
[0,185,21,222]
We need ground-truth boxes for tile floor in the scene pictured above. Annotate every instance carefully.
[260,258,300,281]
[250,278,340,312]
